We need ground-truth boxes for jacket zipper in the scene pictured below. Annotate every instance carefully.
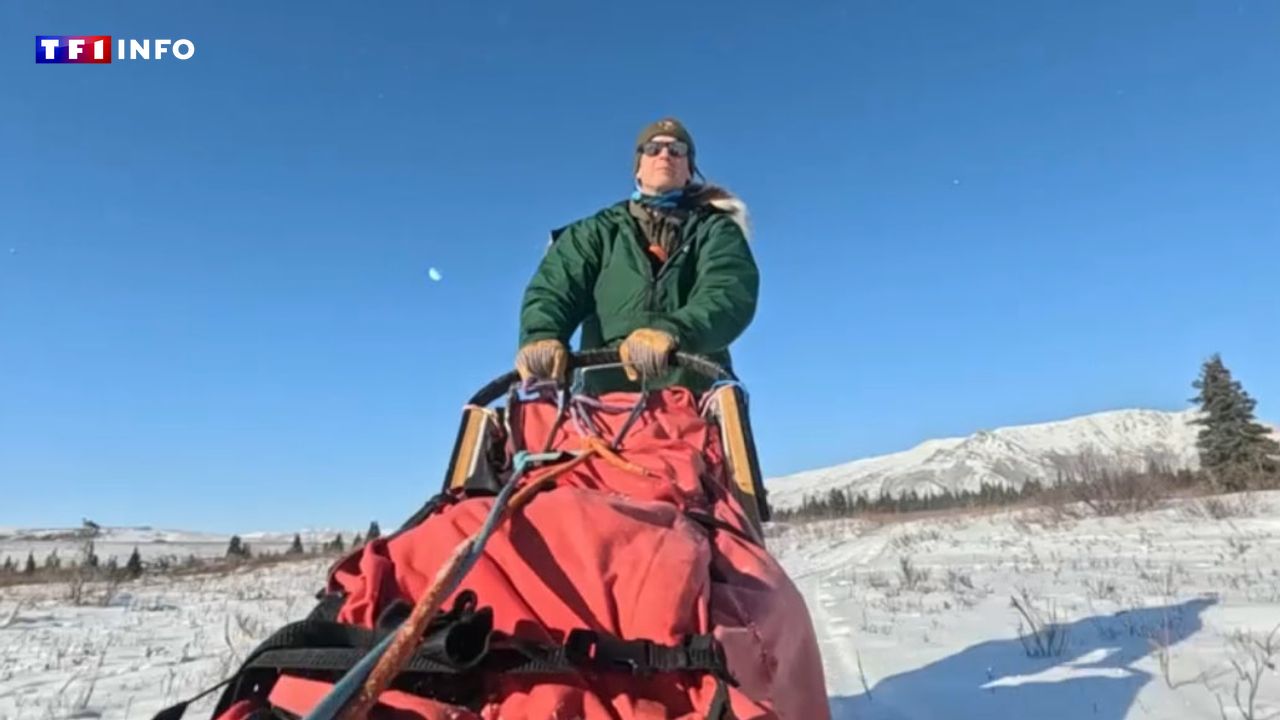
[630,207,698,310]
[648,230,695,316]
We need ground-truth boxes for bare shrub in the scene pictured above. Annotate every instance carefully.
[1084,578,1120,604]
[66,570,89,606]
[96,570,123,607]
[1188,493,1260,520]
[1010,588,1069,658]
[890,528,943,551]
[856,650,873,699]
[1043,452,1202,517]
[897,556,930,592]
[1224,535,1253,559]
[865,572,891,591]
[1213,624,1280,720]
[1147,607,1213,690]
[2,599,23,628]
[1071,471,1163,517]
[945,569,975,593]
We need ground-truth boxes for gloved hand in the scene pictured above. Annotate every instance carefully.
[619,328,677,382]
[515,339,568,382]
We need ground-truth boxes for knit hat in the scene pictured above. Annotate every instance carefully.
[634,117,697,177]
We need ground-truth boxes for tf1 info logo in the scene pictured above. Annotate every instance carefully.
[35,36,196,64]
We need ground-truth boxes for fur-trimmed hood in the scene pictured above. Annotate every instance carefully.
[685,183,751,241]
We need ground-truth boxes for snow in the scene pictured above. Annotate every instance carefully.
[770,492,1280,719]
[0,559,330,719]
[4,493,1279,719]
[0,527,359,566]
[766,408,1278,510]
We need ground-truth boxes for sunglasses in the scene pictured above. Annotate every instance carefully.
[638,140,690,158]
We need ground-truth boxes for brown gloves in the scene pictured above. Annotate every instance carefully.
[514,339,568,382]
[619,328,677,382]
[516,329,677,384]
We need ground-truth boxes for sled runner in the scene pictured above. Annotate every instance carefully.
[156,351,828,720]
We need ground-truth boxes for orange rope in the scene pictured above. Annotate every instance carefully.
[580,435,657,478]
[338,416,657,717]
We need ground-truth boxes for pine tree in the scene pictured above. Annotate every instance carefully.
[1191,354,1280,489]
[329,534,345,553]
[1,557,13,574]
[366,521,381,541]
[351,532,364,549]
[44,550,61,571]
[24,551,36,575]
[288,533,304,555]
[125,547,143,579]
[226,535,249,559]
[826,488,848,517]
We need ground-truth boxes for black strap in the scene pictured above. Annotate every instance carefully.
[154,594,735,720]
[684,510,761,548]
[705,677,734,719]
[231,627,732,682]
[563,629,736,684]
[151,678,233,720]
[208,591,488,717]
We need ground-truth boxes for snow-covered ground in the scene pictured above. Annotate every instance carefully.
[0,558,331,720]
[3,493,1279,719]
[0,527,362,567]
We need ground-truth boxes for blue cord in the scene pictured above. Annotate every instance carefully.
[304,449,568,720]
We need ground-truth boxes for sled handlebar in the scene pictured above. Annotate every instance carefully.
[468,349,735,407]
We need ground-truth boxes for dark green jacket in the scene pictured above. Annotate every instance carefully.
[518,185,759,394]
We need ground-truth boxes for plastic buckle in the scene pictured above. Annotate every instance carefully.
[566,630,654,675]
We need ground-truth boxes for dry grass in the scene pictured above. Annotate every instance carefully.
[1010,587,1069,658]
[0,547,342,590]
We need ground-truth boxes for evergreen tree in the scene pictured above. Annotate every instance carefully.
[44,550,61,571]
[352,532,364,549]
[1191,354,1280,488]
[24,551,36,575]
[826,488,848,516]
[329,534,345,553]
[288,533,304,555]
[1,557,13,574]
[125,547,143,579]
[367,521,381,541]
[226,535,250,559]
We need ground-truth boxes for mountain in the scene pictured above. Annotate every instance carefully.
[764,408,1279,510]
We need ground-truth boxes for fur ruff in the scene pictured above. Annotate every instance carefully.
[687,184,751,241]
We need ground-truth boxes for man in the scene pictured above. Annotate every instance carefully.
[514,117,758,394]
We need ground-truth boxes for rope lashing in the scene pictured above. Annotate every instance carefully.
[318,431,654,719]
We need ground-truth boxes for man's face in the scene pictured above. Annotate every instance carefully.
[636,134,692,193]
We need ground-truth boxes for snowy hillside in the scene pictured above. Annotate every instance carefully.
[766,408,1278,510]
[4,493,1279,719]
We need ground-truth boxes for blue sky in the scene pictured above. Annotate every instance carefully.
[3,1,1277,533]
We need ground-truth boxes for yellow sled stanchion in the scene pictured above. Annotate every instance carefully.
[702,382,770,543]
[444,405,503,492]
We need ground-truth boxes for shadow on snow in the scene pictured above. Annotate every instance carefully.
[830,596,1217,720]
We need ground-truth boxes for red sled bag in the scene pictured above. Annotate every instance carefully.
[159,353,829,720]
